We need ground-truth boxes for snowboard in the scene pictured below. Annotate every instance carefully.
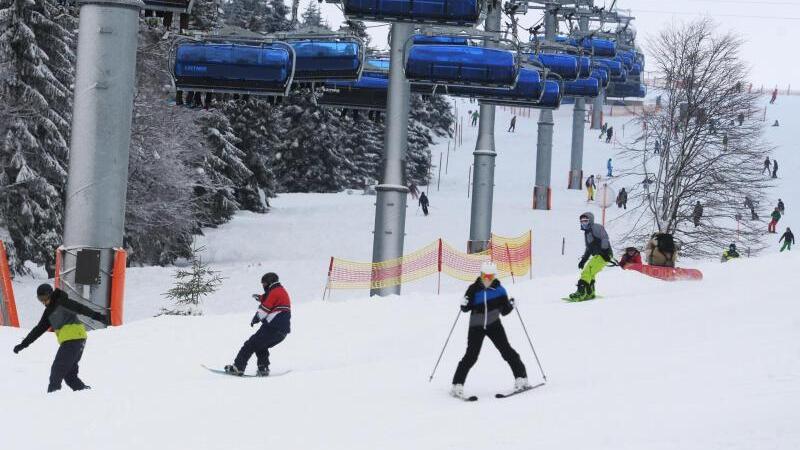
[624,263,703,281]
[201,365,292,378]
[562,295,603,302]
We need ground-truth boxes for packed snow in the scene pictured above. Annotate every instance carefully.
[3,95,799,450]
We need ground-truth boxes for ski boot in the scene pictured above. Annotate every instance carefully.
[224,365,244,376]
[514,377,531,392]
[586,280,596,300]
[256,367,270,377]
[450,384,465,399]
[568,280,590,302]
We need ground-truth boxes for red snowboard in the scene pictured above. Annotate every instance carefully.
[623,263,703,281]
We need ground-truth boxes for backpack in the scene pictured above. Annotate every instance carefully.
[656,233,675,255]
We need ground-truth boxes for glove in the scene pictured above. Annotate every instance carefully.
[13,344,24,354]
[509,298,516,307]
[250,315,260,327]
[252,294,261,301]
[578,259,586,269]
[601,249,613,262]
[460,297,469,307]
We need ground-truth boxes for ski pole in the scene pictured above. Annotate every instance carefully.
[514,305,547,382]
[428,308,461,382]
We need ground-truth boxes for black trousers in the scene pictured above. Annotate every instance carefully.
[452,322,526,385]
[234,323,286,371]
[421,204,429,216]
[49,339,88,393]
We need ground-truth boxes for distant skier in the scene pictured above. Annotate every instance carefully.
[225,273,291,376]
[772,159,778,178]
[471,110,479,127]
[618,247,642,269]
[778,198,785,215]
[585,175,596,201]
[606,158,613,177]
[692,201,703,227]
[770,88,778,104]
[599,122,608,140]
[721,243,740,262]
[653,139,661,155]
[508,115,517,132]
[605,126,614,143]
[722,133,728,151]
[772,120,780,127]
[768,207,781,233]
[419,192,430,216]
[780,227,794,252]
[616,187,628,209]
[450,262,529,399]
[737,112,745,126]
[763,157,771,175]
[13,284,109,393]
[568,212,612,302]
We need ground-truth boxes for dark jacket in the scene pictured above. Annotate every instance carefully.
[419,193,429,207]
[580,212,612,264]
[18,289,107,349]
[461,278,513,329]
[780,231,795,244]
[693,203,703,219]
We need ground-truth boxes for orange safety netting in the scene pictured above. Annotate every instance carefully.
[0,241,20,327]
[325,231,532,293]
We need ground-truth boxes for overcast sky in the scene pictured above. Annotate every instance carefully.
[316,0,800,88]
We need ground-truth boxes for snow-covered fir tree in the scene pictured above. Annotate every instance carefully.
[300,0,325,27]
[160,245,223,316]
[0,0,76,275]
[224,0,271,33]
[190,0,222,31]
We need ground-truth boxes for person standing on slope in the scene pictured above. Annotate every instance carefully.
[585,174,596,202]
[616,187,628,209]
[13,284,109,393]
[569,212,613,301]
[471,110,479,127]
[606,158,613,177]
[770,88,778,104]
[777,198,785,215]
[450,262,529,399]
[768,207,781,233]
[508,115,516,132]
[763,157,771,175]
[419,192,430,216]
[605,126,614,143]
[692,201,703,227]
[225,273,291,376]
[779,228,794,252]
[772,159,779,179]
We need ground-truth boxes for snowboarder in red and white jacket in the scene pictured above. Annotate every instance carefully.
[225,273,291,376]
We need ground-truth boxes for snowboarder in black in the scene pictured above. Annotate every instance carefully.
[772,159,778,178]
[419,192,430,216]
[778,198,785,215]
[605,126,614,143]
[508,115,517,132]
[780,228,794,252]
[569,212,612,301]
[692,201,703,227]
[616,188,628,209]
[13,284,109,393]
[763,157,771,175]
[225,273,291,376]
[599,122,608,140]
[450,262,528,399]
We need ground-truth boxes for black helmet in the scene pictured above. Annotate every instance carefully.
[36,283,53,297]
[261,272,279,285]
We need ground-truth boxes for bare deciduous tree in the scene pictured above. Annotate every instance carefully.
[616,19,774,258]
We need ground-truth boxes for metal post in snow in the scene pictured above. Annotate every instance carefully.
[437,152,443,191]
[446,141,450,175]
[467,164,472,198]
[568,13,589,190]
[533,4,557,210]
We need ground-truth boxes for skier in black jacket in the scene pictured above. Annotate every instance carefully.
[13,284,108,392]
[780,228,794,252]
[419,192,430,216]
[450,262,528,399]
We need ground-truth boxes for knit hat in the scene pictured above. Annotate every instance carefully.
[261,272,279,285]
[480,261,498,275]
[36,283,53,297]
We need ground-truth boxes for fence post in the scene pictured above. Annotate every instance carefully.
[505,243,515,284]
[467,164,472,198]
[561,237,565,256]
[437,239,443,295]
[323,256,334,301]
[437,152,443,191]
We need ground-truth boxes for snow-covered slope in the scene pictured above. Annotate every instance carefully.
[3,96,798,449]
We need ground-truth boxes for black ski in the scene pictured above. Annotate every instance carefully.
[459,395,479,402]
[495,382,545,399]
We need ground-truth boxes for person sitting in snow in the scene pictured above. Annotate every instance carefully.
[721,243,741,262]
[225,273,291,376]
[618,247,642,269]
[569,212,613,301]
[450,262,529,399]
[646,233,679,268]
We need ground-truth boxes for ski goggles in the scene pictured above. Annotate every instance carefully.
[580,218,590,224]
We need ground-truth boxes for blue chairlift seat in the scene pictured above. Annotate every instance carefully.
[590,68,609,88]
[413,35,469,45]
[144,0,192,13]
[320,72,389,111]
[445,68,542,101]
[615,54,634,70]
[174,42,293,95]
[607,82,646,98]
[564,77,600,98]
[478,79,561,109]
[289,40,363,81]
[534,53,579,80]
[594,58,624,79]
[629,63,642,77]
[577,37,616,57]
[612,68,628,83]
[343,0,481,26]
[405,44,517,87]
[577,56,592,77]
